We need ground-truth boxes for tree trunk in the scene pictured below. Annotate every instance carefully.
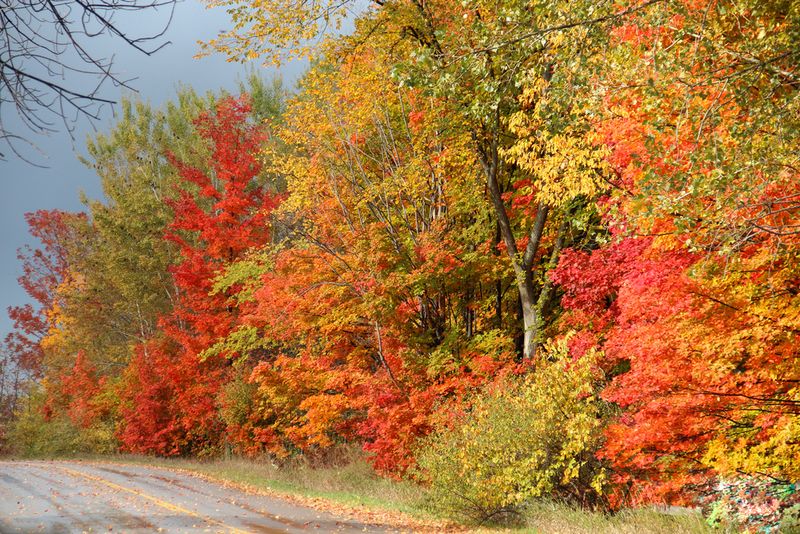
[517,268,538,360]
[476,129,548,359]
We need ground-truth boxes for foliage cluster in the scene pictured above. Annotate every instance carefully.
[416,339,608,523]
[9,385,116,457]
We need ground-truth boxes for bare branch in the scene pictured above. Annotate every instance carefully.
[0,0,176,163]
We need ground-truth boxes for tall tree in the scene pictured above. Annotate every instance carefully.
[6,210,86,376]
[203,0,622,358]
[119,93,282,455]
[551,0,800,504]
[247,49,513,468]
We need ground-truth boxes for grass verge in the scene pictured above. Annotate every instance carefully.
[521,502,716,533]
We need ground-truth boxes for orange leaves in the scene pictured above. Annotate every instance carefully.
[212,48,521,470]
[552,170,800,505]
[566,3,800,504]
[408,110,425,132]
[59,351,101,429]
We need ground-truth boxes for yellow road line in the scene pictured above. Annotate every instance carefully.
[54,465,252,534]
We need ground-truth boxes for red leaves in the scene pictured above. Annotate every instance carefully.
[550,237,653,316]
[8,210,86,376]
[118,95,280,455]
[119,339,225,455]
[552,207,800,504]
[60,351,101,429]
[408,110,425,130]
[552,237,721,501]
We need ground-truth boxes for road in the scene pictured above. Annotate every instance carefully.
[0,461,391,533]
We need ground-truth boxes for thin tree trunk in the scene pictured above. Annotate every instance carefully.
[533,214,568,357]
[493,222,503,328]
[476,127,549,359]
[518,269,538,360]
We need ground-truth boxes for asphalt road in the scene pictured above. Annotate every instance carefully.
[0,461,389,533]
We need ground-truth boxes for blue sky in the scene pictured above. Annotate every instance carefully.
[0,1,307,339]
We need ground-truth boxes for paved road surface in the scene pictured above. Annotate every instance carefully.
[0,461,390,533]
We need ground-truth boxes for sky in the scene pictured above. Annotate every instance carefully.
[0,1,308,340]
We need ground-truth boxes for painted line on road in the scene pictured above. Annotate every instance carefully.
[54,465,253,534]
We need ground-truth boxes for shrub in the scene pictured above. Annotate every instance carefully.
[8,386,116,457]
[414,338,609,524]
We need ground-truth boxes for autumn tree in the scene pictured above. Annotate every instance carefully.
[551,0,800,505]
[6,210,87,376]
[7,0,798,526]
[118,92,283,454]
[201,0,632,357]
[4,78,284,456]
[61,77,283,382]
[194,43,539,467]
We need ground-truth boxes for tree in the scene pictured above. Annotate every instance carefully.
[601,0,800,251]
[6,210,86,376]
[214,47,522,468]
[79,88,218,349]
[416,339,608,522]
[3,77,284,457]
[549,0,800,506]
[202,0,623,358]
[0,0,176,160]
[118,93,282,455]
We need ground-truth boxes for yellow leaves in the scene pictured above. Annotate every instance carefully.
[416,337,609,520]
[198,0,356,65]
[684,249,800,483]
[270,47,479,273]
[502,81,612,207]
[703,408,800,481]
[39,272,90,369]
